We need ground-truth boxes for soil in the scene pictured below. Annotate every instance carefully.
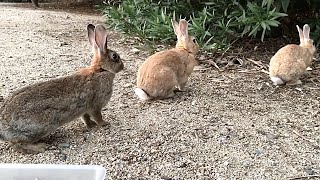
[0,3,320,180]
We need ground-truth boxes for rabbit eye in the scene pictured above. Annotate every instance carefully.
[192,38,197,43]
[109,52,120,62]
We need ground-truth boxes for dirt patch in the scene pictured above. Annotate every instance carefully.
[1,3,320,180]
[0,1,102,15]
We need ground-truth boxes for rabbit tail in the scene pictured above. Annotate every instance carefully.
[270,76,285,85]
[135,88,151,101]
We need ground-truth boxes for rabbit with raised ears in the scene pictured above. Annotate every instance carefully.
[0,24,123,154]
[269,24,316,85]
[135,19,199,100]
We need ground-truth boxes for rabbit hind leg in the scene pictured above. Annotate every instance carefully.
[82,113,97,129]
[286,79,302,85]
[155,91,175,103]
[155,85,176,100]
[163,90,175,99]
[89,110,110,127]
[177,76,189,91]
[10,141,47,154]
[4,126,50,154]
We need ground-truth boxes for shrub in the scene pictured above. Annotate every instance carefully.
[100,0,291,51]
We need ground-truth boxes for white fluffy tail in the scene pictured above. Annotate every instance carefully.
[134,88,150,101]
[270,76,285,85]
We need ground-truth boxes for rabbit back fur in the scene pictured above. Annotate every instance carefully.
[269,44,313,83]
[0,72,114,142]
[137,48,197,99]
[0,24,123,153]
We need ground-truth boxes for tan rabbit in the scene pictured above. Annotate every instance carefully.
[0,24,124,154]
[269,24,316,85]
[135,19,199,100]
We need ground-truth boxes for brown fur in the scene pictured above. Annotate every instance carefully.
[78,56,103,75]
[269,24,316,85]
[269,44,313,81]
[0,24,124,154]
[136,19,199,100]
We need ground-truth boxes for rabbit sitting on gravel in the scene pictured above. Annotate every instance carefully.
[0,24,124,154]
[135,19,199,100]
[269,24,316,85]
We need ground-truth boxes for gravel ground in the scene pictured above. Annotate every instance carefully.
[1,4,320,180]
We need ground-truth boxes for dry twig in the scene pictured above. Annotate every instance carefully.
[246,58,267,69]
[292,130,320,149]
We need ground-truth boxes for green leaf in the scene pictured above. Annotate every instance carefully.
[161,8,166,22]
[272,12,288,18]
[261,21,267,30]
[247,2,255,12]
[268,7,276,15]
[262,0,273,11]
[262,0,269,7]
[241,25,251,36]
[249,24,260,36]
[266,20,280,27]
[281,0,290,13]
[266,24,271,30]
[261,28,266,42]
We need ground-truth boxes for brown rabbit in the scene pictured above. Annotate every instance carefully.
[269,24,316,85]
[135,19,199,100]
[0,24,124,154]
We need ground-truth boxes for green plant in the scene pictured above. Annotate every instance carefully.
[187,0,287,49]
[101,0,187,43]
[236,1,287,41]
[101,0,288,51]
[261,0,290,13]
[188,3,233,50]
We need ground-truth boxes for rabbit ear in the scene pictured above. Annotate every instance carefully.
[172,19,180,37]
[303,24,310,40]
[296,25,304,44]
[94,24,108,54]
[179,19,188,37]
[87,24,96,46]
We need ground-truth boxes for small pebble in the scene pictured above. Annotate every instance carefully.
[255,149,263,156]
[59,153,67,161]
[266,133,278,139]
[58,143,70,148]
[161,176,173,180]
[218,136,228,144]
[178,162,187,168]
[198,55,206,61]
[193,65,206,71]
[223,161,229,166]
[123,83,132,88]
[305,168,316,175]
[60,42,69,46]
[48,146,58,150]
[269,160,278,166]
[243,160,251,167]
[130,47,140,54]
